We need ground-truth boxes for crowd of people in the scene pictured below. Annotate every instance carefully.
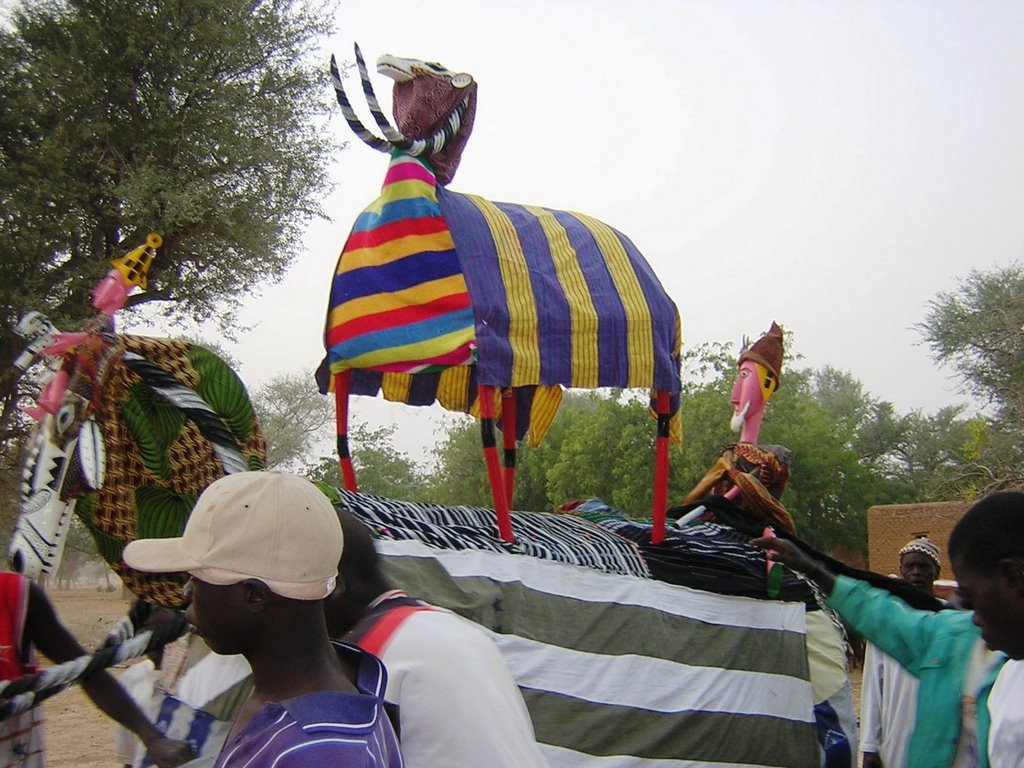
[2,472,1023,768]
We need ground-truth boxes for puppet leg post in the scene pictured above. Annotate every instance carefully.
[479,384,514,543]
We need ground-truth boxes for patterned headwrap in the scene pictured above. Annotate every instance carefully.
[899,536,941,575]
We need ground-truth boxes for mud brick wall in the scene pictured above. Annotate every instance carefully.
[866,501,971,577]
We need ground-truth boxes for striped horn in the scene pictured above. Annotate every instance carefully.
[353,43,406,144]
[330,52,469,158]
[351,44,468,156]
[330,54,392,153]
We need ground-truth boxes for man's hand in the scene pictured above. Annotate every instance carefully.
[862,752,884,768]
[749,536,836,594]
[146,736,196,768]
[749,536,817,573]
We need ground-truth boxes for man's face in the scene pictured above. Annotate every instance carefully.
[953,555,1024,660]
[899,552,938,594]
[183,577,249,655]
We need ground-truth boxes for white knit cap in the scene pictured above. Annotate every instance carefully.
[898,536,941,574]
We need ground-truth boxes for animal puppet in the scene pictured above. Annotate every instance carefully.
[321,46,682,541]
[8,235,265,607]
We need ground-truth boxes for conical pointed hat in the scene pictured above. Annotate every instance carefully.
[739,322,784,383]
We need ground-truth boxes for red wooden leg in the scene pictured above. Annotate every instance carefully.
[334,371,358,491]
[651,390,671,544]
[501,389,517,508]
[479,384,514,543]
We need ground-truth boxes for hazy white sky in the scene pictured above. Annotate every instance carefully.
[138,0,1024,459]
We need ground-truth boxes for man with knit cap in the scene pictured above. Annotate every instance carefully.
[861,537,942,768]
[124,471,402,768]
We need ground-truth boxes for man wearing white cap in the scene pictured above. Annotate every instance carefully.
[124,471,402,768]
[861,537,942,768]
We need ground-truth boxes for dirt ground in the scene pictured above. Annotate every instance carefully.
[45,588,137,768]
[41,586,864,767]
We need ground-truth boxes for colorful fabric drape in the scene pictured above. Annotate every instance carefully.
[437,188,681,394]
[326,153,477,374]
[324,151,682,443]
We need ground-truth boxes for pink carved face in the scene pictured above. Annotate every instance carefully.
[730,360,777,435]
[730,360,761,421]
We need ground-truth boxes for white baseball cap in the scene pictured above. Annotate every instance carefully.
[124,471,342,600]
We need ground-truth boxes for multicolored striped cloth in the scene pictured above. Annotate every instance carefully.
[326,153,477,374]
[437,187,681,393]
[325,152,682,443]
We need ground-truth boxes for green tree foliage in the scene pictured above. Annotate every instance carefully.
[545,392,665,514]
[307,422,429,503]
[427,415,493,507]
[759,368,883,551]
[0,0,339,440]
[918,265,1024,493]
[251,372,334,470]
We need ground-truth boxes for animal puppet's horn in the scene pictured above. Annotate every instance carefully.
[353,43,406,144]
[330,53,468,159]
[350,45,468,158]
[330,55,392,153]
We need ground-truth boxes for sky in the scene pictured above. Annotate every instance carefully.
[136,0,1024,460]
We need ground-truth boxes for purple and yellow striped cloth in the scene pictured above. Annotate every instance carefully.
[324,152,682,444]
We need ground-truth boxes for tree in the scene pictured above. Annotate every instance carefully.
[921,265,1024,420]
[919,265,1024,492]
[251,372,334,470]
[428,415,494,508]
[307,422,428,503]
[545,392,665,516]
[0,0,340,442]
[759,368,879,551]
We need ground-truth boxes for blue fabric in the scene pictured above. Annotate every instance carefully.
[815,696,856,765]
[140,698,220,768]
[212,642,402,768]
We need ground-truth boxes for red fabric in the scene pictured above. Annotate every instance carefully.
[343,215,449,253]
[357,605,433,657]
[0,573,37,680]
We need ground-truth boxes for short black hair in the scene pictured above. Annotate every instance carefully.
[948,491,1024,573]
[337,507,387,584]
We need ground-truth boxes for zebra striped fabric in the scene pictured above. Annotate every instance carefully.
[336,490,819,768]
[333,489,650,578]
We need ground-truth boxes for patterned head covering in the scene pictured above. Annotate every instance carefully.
[899,536,941,575]
[739,322,784,385]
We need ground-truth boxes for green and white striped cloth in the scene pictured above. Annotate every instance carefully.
[379,539,819,768]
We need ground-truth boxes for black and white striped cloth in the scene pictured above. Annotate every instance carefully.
[336,489,651,578]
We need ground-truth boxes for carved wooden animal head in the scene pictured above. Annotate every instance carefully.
[9,326,266,608]
[331,44,477,185]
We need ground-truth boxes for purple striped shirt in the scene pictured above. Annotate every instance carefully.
[213,642,403,767]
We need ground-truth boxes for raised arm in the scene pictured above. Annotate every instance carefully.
[24,582,194,768]
[750,537,956,670]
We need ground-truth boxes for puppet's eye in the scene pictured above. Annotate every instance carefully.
[55,403,76,435]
